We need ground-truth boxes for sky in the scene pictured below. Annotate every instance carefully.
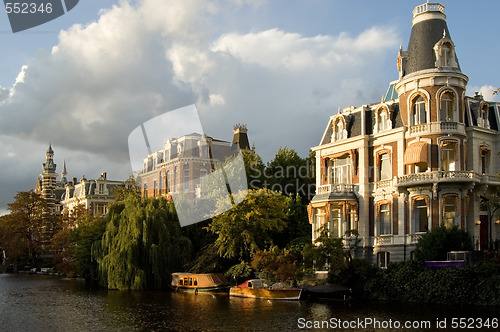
[0,0,499,214]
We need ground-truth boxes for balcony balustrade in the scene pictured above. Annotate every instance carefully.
[408,122,465,137]
[398,170,480,187]
[316,183,357,195]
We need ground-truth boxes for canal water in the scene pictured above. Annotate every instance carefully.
[0,273,498,331]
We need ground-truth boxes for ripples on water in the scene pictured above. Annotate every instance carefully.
[0,274,498,331]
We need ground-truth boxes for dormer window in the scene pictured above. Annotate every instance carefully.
[330,117,347,142]
[411,95,427,126]
[439,91,456,122]
[434,34,458,69]
[374,107,392,133]
[478,105,489,128]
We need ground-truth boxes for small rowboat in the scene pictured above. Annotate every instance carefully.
[229,279,301,300]
[171,273,230,294]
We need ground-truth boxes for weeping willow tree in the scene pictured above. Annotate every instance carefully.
[94,194,192,290]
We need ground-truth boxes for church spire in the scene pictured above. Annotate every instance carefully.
[61,161,68,184]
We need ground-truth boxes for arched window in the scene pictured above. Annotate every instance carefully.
[412,95,427,125]
[478,105,489,128]
[331,117,347,142]
[439,91,455,122]
[440,142,457,172]
[378,153,391,181]
[376,202,391,235]
[374,108,392,133]
[480,147,490,174]
[434,38,458,68]
[413,197,429,233]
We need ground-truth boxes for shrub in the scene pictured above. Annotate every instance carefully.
[415,226,473,262]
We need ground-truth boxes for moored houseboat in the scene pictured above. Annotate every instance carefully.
[229,279,301,300]
[171,273,230,294]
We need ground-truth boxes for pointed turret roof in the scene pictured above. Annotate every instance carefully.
[402,2,461,77]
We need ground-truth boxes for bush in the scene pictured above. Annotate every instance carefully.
[343,259,500,306]
[415,226,473,262]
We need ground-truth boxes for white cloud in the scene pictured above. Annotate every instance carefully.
[0,0,402,210]
[467,85,500,102]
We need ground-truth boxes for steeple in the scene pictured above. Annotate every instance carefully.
[399,2,461,78]
[61,161,68,184]
[43,143,56,174]
[40,143,58,215]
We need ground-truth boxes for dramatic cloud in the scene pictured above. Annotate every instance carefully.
[466,85,500,102]
[0,0,401,211]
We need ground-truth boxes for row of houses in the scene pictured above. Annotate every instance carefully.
[35,125,251,217]
[34,2,499,267]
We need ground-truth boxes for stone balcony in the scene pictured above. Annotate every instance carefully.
[408,122,465,138]
[397,170,481,187]
[316,183,357,195]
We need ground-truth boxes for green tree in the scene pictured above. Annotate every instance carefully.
[51,204,90,276]
[251,245,302,283]
[414,225,473,261]
[242,149,265,190]
[95,194,191,290]
[303,225,347,277]
[0,190,57,266]
[207,188,287,262]
[265,147,315,202]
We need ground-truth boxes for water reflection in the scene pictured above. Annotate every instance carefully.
[0,274,498,331]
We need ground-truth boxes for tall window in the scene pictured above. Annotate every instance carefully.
[412,96,427,125]
[441,43,451,66]
[375,109,391,133]
[441,143,456,171]
[378,252,390,268]
[378,153,391,181]
[143,183,148,199]
[478,105,489,128]
[336,121,343,141]
[413,198,428,233]
[331,119,347,142]
[183,167,190,191]
[443,196,457,228]
[174,167,177,192]
[331,156,352,184]
[330,206,341,238]
[166,171,171,192]
[346,205,357,234]
[378,203,391,235]
[153,180,158,196]
[440,91,455,121]
[481,149,490,174]
[315,208,326,238]
[199,169,208,188]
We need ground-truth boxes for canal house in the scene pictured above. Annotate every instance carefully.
[309,2,500,267]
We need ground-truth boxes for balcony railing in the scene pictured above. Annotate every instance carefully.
[375,179,393,190]
[408,122,465,136]
[413,3,444,17]
[316,183,357,195]
[398,171,480,187]
[375,236,392,245]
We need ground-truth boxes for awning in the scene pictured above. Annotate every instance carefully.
[404,142,429,165]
